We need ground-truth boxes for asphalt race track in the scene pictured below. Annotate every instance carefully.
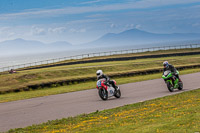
[0,72,200,132]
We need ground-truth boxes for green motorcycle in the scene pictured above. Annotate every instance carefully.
[162,70,183,92]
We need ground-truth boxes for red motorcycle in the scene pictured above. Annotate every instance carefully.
[96,79,121,100]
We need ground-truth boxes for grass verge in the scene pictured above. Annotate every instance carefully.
[0,54,200,93]
[8,88,200,133]
[0,68,200,103]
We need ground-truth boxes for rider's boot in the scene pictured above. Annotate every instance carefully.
[113,85,117,90]
[172,76,175,86]
[175,74,182,82]
[112,85,118,92]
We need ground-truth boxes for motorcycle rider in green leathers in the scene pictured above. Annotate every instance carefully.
[163,61,182,83]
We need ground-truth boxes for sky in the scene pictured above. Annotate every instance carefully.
[0,0,200,44]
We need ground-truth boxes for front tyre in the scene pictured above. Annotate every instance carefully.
[99,88,108,100]
[114,87,121,98]
[167,82,174,92]
[178,81,183,90]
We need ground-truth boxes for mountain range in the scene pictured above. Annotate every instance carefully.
[83,29,200,47]
[0,38,73,56]
[0,29,200,56]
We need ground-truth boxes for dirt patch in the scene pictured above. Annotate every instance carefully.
[18,74,38,80]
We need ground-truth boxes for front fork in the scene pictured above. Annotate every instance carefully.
[174,78,179,88]
[166,78,179,88]
[166,80,173,85]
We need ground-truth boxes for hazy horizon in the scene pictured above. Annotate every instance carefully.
[0,28,200,45]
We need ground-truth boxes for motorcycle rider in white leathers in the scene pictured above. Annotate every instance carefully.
[96,70,118,91]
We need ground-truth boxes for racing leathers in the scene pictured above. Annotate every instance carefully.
[97,74,118,90]
[163,64,180,82]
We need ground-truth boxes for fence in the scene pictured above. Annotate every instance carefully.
[0,44,200,72]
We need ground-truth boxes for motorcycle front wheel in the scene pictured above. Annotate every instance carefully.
[114,87,121,98]
[167,82,174,92]
[99,88,108,100]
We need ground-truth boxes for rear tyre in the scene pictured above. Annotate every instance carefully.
[167,82,174,92]
[114,87,121,98]
[178,81,183,90]
[99,88,108,100]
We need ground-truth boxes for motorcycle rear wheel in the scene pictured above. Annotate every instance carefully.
[178,81,183,90]
[99,88,108,100]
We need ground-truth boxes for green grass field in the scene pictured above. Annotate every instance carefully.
[0,54,200,93]
[8,88,200,133]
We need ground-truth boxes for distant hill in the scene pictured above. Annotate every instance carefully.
[0,38,73,56]
[48,41,74,51]
[0,38,45,48]
[82,29,200,48]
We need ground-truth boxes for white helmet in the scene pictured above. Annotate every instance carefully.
[96,70,103,78]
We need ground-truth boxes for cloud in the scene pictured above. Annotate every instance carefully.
[135,24,141,29]
[192,23,200,27]
[0,0,199,20]
[125,24,134,29]
[69,28,86,33]
[0,27,15,36]
[0,27,17,42]
[48,27,67,34]
[124,24,141,29]
[66,18,105,26]
[80,0,102,5]
[31,26,68,36]
[110,23,117,28]
[172,26,177,30]
[31,26,46,36]
[87,14,107,18]
[0,27,10,31]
